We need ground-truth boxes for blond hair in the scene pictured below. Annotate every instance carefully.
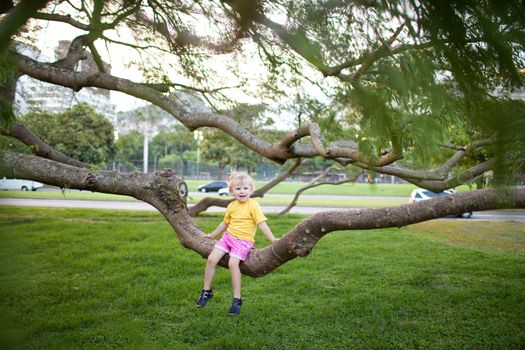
[228,172,255,191]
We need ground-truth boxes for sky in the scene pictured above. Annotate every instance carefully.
[27,8,318,130]
[35,21,149,112]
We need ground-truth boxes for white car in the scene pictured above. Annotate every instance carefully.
[218,187,230,196]
[409,188,453,203]
[409,188,472,218]
[0,177,44,191]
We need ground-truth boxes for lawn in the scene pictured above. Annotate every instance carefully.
[0,207,524,349]
[190,180,421,196]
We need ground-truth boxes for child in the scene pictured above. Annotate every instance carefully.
[196,172,277,316]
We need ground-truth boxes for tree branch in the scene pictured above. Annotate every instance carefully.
[259,17,409,84]
[279,169,362,216]
[348,23,405,84]
[279,165,333,215]
[1,150,524,278]
[32,12,90,31]
[1,122,89,168]
[188,158,303,216]
[51,34,89,70]
[7,51,498,189]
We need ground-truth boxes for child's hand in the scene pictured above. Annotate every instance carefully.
[205,234,216,240]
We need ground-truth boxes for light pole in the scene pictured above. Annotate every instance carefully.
[143,130,149,173]
[153,153,161,172]
[194,130,203,178]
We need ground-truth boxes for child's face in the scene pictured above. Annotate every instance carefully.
[230,180,253,202]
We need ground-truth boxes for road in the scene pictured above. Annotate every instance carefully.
[1,197,524,222]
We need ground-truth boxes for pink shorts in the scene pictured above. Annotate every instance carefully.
[215,232,254,261]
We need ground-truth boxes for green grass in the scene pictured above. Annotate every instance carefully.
[1,207,524,349]
[191,180,422,196]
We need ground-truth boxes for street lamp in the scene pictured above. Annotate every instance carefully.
[194,130,203,178]
[153,153,161,172]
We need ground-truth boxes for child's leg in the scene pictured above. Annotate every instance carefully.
[228,256,242,299]
[204,248,226,290]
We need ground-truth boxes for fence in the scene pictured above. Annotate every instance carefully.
[109,159,280,180]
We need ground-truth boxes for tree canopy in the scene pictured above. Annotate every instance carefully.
[20,103,116,165]
[0,0,524,275]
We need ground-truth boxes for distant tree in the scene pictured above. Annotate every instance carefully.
[151,125,196,175]
[114,130,143,172]
[201,103,280,177]
[158,153,183,173]
[20,103,115,165]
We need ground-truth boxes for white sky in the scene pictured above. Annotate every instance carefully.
[35,21,149,112]
[29,12,322,130]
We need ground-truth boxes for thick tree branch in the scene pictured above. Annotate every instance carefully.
[1,150,524,278]
[11,51,399,167]
[280,124,310,149]
[410,158,498,191]
[436,137,496,175]
[10,51,288,161]
[356,158,497,192]
[283,122,402,166]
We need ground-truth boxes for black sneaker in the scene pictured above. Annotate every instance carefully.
[228,297,242,316]
[196,289,213,308]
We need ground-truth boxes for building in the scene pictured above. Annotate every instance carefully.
[14,41,117,125]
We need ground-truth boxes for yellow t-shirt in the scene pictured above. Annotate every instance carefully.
[223,198,267,241]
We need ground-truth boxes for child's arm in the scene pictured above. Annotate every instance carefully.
[206,222,228,239]
[258,221,277,243]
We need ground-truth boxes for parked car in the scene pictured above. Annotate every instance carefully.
[218,187,230,196]
[409,188,472,218]
[198,181,228,193]
[0,177,44,191]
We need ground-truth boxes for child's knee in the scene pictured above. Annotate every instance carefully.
[228,257,240,269]
[206,256,217,266]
